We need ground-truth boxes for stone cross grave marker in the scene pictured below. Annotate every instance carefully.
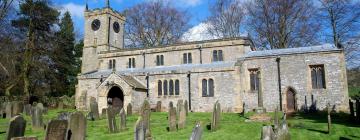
[107,106,118,133]
[127,103,132,116]
[45,120,69,140]
[168,101,177,132]
[31,104,43,129]
[189,122,203,140]
[69,112,86,140]
[211,101,221,131]
[6,115,26,140]
[90,97,99,120]
[120,108,127,131]
[178,102,186,129]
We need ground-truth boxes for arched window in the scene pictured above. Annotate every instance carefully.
[169,80,174,95]
[310,65,326,89]
[163,80,168,95]
[202,79,207,97]
[175,80,180,95]
[208,79,214,97]
[158,80,162,96]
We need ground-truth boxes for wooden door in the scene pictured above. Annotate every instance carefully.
[286,89,296,112]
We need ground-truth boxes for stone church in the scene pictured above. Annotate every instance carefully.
[75,3,349,114]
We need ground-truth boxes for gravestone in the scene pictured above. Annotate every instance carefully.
[89,97,99,120]
[349,100,354,117]
[6,115,26,140]
[31,105,43,129]
[189,122,202,140]
[168,102,177,132]
[156,101,161,112]
[276,113,291,140]
[86,112,94,121]
[10,137,37,140]
[356,100,360,122]
[127,103,132,116]
[176,100,183,115]
[101,108,107,118]
[12,102,24,117]
[184,100,189,116]
[0,103,3,118]
[178,102,186,129]
[261,126,275,140]
[327,103,331,134]
[36,103,44,111]
[24,104,32,116]
[134,117,146,140]
[145,129,152,140]
[5,102,12,119]
[120,108,127,131]
[274,107,279,131]
[141,100,151,131]
[57,112,72,120]
[58,102,64,110]
[107,106,118,133]
[43,107,48,115]
[211,101,221,131]
[45,120,69,140]
[69,112,86,140]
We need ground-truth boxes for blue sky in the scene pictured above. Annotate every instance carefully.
[54,0,212,38]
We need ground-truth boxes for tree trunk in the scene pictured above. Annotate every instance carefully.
[5,83,15,96]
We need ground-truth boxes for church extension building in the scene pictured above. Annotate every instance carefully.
[75,4,349,114]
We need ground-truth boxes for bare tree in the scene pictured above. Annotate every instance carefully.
[206,0,245,38]
[246,0,320,49]
[125,0,190,48]
[0,0,14,22]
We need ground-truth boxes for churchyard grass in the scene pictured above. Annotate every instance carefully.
[0,109,359,139]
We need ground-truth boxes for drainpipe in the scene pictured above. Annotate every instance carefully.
[276,57,282,111]
[142,52,146,69]
[187,71,192,110]
[146,73,149,98]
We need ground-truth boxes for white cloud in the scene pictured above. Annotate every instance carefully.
[181,22,218,42]
[60,3,85,18]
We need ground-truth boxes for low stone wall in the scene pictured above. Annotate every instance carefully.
[0,95,75,109]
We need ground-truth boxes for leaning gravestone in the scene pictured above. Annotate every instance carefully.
[31,105,43,129]
[141,100,151,131]
[5,102,12,119]
[168,102,177,132]
[120,108,127,131]
[189,122,203,140]
[261,126,275,140]
[6,115,26,140]
[156,101,161,112]
[178,102,186,129]
[127,103,132,116]
[12,102,24,117]
[211,101,221,131]
[89,97,99,120]
[107,106,118,133]
[184,100,189,116]
[24,104,32,116]
[134,116,146,140]
[69,112,86,140]
[45,120,69,140]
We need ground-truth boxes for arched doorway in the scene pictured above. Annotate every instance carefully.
[286,88,296,112]
[107,86,124,112]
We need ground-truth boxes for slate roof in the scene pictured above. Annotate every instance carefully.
[120,75,147,90]
[244,44,341,58]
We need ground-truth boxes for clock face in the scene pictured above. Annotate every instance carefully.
[91,19,101,31]
[113,22,120,33]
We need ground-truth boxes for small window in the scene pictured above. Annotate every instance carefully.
[128,58,136,68]
[202,78,215,97]
[188,53,192,64]
[249,69,259,91]
[202,79,207,97]
[158,80,162,96]
[218,50,223,61]
[163,80,168,95]
[169,80,174,95]
[212,50,223,62]
[112,59,116,69]
[310,65,326,89]
[208,79,214,97]
[160,55,164,65]
[109,60,112,69]
[109,59,116,69]
[213,50,218,62]
[175,80,180,95]
[183,53,192,64]
[156,55,164,66]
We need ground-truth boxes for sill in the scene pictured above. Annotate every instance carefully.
[202,96,214,97]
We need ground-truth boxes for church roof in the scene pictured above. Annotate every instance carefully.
[243,44,342,58]
[120,75,147,90]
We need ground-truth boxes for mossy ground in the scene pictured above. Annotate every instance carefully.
[0,109,360,140]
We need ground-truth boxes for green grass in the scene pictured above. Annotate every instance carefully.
[1,109,360,140]
[349,86,360,99]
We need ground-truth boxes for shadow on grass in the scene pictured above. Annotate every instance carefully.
[306,128,328,134]
[292,111,360,128]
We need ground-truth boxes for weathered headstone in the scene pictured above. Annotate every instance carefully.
[58,102,64,110]
[178,102,186,129]
[5,102,12,119]
[89,97,99,120]
[12,102,24,117]
[86,112,94,121]
[184,100,189,116]
[134,117,145,140]
[189,122,203,140]
[6,115,26,140]
[276,113,291,140]
[211,101,221,131]
[156,101,161,112]
[274,107,279,131]
[261,126,275,140]
[168,102,177,132]
[101,108,107,118]
[31,105,43,129]
[45,120,69,140]
[176,100,183,115]
[10,137,37,140]
[69,112,86,140]
[127,103,132,116]
[24,104,32,116]
[107,106,118,133]
[327,103,331,134]
[57,112,72,120]
[141,100,151,131]
[120,108,127,131]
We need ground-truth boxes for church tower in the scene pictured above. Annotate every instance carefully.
[81,0,125,74]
